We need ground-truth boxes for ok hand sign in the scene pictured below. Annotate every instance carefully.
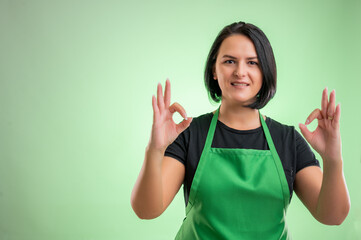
[149,79,192,153]
[299,88,342,163]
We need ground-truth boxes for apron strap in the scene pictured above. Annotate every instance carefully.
[186,108,219,211]
[203,108,219,151]
[259,111,290,208]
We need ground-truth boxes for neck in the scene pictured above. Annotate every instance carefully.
[217,101,263,131]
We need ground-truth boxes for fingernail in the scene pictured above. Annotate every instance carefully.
[305,119,310,125]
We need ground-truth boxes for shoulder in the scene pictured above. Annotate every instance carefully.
[171,112,213,147]
[187,112,213,133]
[191,112,213,124]
[266,117,296,139]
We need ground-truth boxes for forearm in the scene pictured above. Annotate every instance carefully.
[315,158,350,225]
[131,146,165,219]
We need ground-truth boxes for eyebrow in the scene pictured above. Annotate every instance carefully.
[222,55,258,60]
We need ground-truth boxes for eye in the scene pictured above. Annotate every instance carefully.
[248,61,258,65]
[224,60,235,64]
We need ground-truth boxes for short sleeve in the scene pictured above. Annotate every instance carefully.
[164,129,189,165]
[295,129,320,172]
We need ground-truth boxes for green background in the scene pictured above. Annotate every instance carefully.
[1,0,360,239]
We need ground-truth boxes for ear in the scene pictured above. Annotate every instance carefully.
[212,65,217,80]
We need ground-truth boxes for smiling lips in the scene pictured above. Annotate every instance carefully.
[231,82,249,87]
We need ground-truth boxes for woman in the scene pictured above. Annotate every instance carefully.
[131,21,350,239]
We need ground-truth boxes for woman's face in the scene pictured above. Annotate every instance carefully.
[213,34,263,106]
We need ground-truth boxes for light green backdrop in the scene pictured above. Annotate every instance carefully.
[1,0,360,239]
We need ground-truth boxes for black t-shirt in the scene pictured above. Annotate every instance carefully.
[165,112,320,206]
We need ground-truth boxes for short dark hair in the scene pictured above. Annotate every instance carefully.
[204,21,277,109]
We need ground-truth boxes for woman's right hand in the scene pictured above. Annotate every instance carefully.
[149,79,192,153]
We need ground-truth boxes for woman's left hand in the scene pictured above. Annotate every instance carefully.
[299,88,342,162]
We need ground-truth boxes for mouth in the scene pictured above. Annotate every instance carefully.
[231,82,249,87]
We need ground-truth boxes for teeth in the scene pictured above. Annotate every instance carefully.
[232,83,248,86]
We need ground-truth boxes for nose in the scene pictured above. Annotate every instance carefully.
[234,62,246,78]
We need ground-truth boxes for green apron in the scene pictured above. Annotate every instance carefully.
[175,108,291,240]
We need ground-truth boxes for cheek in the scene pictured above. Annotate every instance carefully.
[216,65,232,79]
[251,70,263,84]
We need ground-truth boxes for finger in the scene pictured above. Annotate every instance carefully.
[169,102,188,120]
[152,95,159,122]
[299,123,313,143]
[157,83,165,111]
[176,117,193,134]
[333,103,341,125]
[327,89,336,119]
[305,108,323,125]
[164,79,171,108]
[321,87,328,119]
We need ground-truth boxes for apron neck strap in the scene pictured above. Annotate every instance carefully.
[203,107,219,151]
[259,111,275,151]
[205,107,275,152]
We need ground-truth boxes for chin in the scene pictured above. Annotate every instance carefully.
[233,96,256,105]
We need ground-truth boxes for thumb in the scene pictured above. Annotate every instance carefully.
[299,123,312,143]
[176,117,193,134]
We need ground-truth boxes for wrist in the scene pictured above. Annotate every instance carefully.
[321,154,343,164]
[146,143,166,156]
[321,156,343,171]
